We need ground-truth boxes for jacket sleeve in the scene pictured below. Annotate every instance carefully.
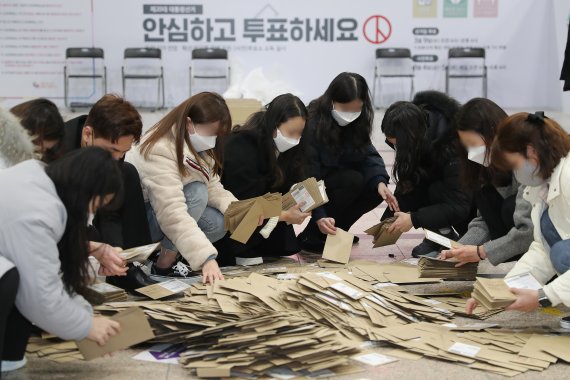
[206,173,237,214]
[305,130,327,221]
[142,146,218,270]
[222,136,268,200]
[358,141,390,191]
[7,220,93,341]
[410,159,471,230]
[482,185,534,265]
[458,213,491,246]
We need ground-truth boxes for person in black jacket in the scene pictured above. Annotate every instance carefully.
[298,72,390,253]
[218,94,311,264]
[63,94,155,290]
[561,17,570,91]
[381,91,474,257]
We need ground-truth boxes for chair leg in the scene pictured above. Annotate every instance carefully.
[372,67,378,109]
[64,66,69,108]
[445,66,450,95]
[189,67,192,97]
[410,76,415,101]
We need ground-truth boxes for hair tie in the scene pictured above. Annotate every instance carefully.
[527,111,546,125]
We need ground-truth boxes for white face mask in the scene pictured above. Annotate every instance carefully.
[273,128,300,153]
[87,212,95,227]
[188,121,217,153]
[467,145,489,167]
[331,107,361,127]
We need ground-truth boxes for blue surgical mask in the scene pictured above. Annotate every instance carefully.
[514,160,547,187]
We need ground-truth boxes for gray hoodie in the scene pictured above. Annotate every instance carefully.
[0,160,92,340]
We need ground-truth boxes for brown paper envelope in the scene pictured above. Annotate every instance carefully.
[136,279,191,300]
[373,229,403,247]
[230,201,263,243]
[196,366,232,378]
[76,307,154,360]
[322,228,354,264]
[120,242,161,263]
[257,194,282,218]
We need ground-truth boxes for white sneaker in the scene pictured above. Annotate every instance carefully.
[235,257,263,266]
[1,357,27,372]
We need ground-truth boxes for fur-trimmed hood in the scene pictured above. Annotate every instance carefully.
[0,105,34,169]
[412,90,460,146]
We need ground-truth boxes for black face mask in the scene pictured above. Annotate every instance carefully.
[385,139,395,150]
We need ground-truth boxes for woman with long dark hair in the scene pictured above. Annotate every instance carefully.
[219,93,311,264]
[467,112,570,314]
[0,148,123,373]
[127,92,236,283]
[10,98,65,163]
[380,91,473,257]
[298,72,390,253]
[439,98,533,266]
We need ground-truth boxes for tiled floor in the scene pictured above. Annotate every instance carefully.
[8,108,570,379]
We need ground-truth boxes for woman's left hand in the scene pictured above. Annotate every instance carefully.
[439,245,483,267]
[387,212,413,233]
[505,288,540,312]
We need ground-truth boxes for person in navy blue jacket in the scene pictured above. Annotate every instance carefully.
[298,72,390,253]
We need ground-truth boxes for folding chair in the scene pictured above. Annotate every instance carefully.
[122,47,165,110]
[189,48,230,96]
[372,48,414,109]
[445,47,487,98]
[64,47,106,111]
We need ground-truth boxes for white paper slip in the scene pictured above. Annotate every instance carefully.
[330,282,365,300]
[423,229,454,249]
[317,181,329,202]
[448,342,481,358]
[160,279,191,293]
[316,272,343,281]
[373,282,398,289]
[504,272,542,290]
[352,353,398,366]
[291,185,315,212]
[276,273,299,280]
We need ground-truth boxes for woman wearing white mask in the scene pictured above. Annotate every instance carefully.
[126,92,236,284]
[218,94,311,263]
[439,98,533,266]
[467,112,570,314]
[298,72,390,253]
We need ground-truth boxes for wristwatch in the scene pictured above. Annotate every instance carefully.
[538,289,552,308]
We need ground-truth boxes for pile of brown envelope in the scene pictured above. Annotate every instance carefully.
[282,177,328,213]
[418,257,478,281]
[224,193,282,243]
[472,277,517,311]
[83,282,128,305]
[365,217,402,247]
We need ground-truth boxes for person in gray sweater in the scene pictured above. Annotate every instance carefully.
[0,148,123,373]
[439,98,534,265]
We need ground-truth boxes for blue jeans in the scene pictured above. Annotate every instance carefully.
[541,208,570,274]
[146,182,226,252]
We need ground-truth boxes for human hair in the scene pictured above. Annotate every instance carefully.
[45,147,124,296]
[139,92,231,176]
[381,101,430,192]
[493,112,570,179]
[10,98,64,162]
[233,93,308,190]
[85,94,143,143]
[307,72,374,151]
[454,98,511,188]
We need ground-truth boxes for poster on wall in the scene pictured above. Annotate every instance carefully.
[0,0,562,109]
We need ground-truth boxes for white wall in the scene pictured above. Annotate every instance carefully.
[554,0,570,112]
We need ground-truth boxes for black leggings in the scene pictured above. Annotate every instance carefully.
[303,168,384,240]
[476,185,516,240]
[215,222,300,266]
[0,268,31,373]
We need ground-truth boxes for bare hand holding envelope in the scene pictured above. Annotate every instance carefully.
[387,212,413,233]
[87,316,121,346]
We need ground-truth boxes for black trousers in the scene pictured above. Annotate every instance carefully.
[94,162,151,249]
[302,168,384,241]
[476,185,516,240]
[0,268,31,372]
[381,184,473,235]
[562,25,570,91]
[215,222,300,266]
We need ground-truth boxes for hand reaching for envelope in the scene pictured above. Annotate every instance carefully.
[316,217,337,235]
[387,212,413,234]
[439,245,485,267]
[88,316,121,346]
[378,182,400,212]
[202,259,224,284]
[89,243,128,277]
[280,202,311,225]
[465,288,540,314]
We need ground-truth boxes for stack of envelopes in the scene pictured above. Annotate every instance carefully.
[119,242,161,263]
[472,277,517,311]
[365,217,402,247]
[418,257,478,281]
[224,193,282,243]
[282,177,328,213]
[83,282,128,305]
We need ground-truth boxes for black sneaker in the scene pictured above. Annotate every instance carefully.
[151,261,191,278]
[106,263,158,292]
